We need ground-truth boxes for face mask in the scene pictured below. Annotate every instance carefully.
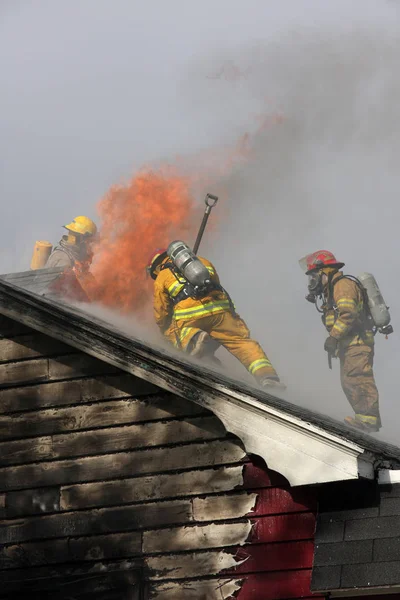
[306,271,323,303]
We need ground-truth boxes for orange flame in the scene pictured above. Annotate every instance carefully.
[89,106,285,317]
[91,168,199,315]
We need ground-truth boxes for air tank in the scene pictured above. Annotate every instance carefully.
[167,241,211,289]
[30,240,53,270]
[357,272,391,329]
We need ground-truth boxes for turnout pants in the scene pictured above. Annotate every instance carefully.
[171,310,277,379]
[339,344,381,426]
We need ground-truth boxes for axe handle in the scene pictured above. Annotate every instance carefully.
[193,193,218,254]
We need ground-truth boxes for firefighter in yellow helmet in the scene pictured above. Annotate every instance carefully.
[45,216,98,302]
[46,216,98,270]
[147,244,283,390]
[300,250,381,433]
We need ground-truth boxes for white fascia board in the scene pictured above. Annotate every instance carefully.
[189,381,375,487]
[134,353,374,488]
[378,469,400,485]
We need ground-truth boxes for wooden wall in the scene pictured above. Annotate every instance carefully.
[0,314,320,599]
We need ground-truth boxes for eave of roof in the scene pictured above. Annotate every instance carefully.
[0,273,398,487]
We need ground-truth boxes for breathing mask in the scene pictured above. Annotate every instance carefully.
[306,271,323,303]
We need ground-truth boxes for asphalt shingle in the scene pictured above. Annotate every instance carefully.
[313,540,373,567]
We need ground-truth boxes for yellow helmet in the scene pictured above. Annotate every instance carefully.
[64,216,97,237]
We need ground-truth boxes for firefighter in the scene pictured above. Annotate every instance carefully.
[147,248,283,390]
[46,216,97,270]
[45,216,98,302]
[301,250,381,433]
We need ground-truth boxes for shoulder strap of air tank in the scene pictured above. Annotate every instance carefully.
[331,274,369,314]
[54,244,76,263]
[325,273,341,310]
[334,274,364,291]
[330,273,366,292]
[160,260,186,283]
[164,261,190,304]
[160,260,174,272]
[326,273,359,309]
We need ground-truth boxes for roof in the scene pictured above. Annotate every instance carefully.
[0,269,399,487]
[0,267,65,295]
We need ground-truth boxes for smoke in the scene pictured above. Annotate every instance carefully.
[2,0,400,443]
[185,19,400,443]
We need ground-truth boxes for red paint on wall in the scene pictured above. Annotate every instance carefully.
[251,512,316,544]
[235,570,315,600]
[234,459,320,600]
[227,540,314,574]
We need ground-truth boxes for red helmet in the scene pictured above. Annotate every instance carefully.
[146,248,167,280]
[299,250,344,274]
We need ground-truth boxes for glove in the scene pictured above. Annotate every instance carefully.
[324,336,338,355]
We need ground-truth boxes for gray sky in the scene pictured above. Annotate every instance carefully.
[2,0,400,443]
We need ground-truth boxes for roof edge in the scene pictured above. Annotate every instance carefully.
[0,277,393,486]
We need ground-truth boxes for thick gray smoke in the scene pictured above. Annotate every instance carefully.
[195,22,400,443]
[2,0,400,442]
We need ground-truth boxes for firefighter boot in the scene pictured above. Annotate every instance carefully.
[344,415,381,433]
[188,331,220,360]
[258,375,287,391]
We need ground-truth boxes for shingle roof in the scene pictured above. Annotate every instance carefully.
[0,270,399,485]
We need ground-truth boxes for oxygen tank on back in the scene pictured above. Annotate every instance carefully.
[357,272,393,335]
[30,241,53,270]
[167,241,211,290]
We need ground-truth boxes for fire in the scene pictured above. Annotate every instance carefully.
[88,107,284,317]
[91,168,199,315]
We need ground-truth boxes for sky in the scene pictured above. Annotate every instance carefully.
[2,0,400,443]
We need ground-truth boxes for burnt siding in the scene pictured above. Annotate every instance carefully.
[312,479,400,592]
[0,316,319,600]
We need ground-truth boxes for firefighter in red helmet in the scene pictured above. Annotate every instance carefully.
[147,247,284,390]
[300,250,381,433]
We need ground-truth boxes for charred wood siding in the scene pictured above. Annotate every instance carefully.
[0,315,319,599]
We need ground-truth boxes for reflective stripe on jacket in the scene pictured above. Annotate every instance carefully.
[323,272,374,348]
[153,257,230,333]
